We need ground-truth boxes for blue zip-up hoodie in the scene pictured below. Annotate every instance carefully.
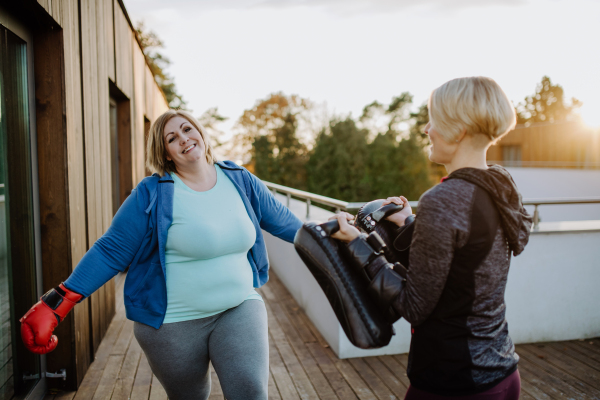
[65,161,302,328]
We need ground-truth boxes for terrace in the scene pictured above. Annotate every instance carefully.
[44,184,600,400]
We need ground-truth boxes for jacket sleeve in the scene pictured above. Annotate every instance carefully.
[247,171,303,243]
[391,189,470,325]
[64,184,151,297]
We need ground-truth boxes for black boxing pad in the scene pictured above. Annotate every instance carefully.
[356,200,407,268]
[294,221,394,349]
[355,199,403,234]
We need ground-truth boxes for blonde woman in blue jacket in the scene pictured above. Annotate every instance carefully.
[20,110,303,400]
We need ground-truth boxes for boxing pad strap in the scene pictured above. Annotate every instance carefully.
[367,265,405,322]
[346,234,379,270]
[393,216,416,252]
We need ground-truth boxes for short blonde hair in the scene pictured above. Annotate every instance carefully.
[428,76,516,144]
[146,109,216,175]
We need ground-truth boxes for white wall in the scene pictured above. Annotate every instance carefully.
[265,195,600,358]
[506,167,600,222]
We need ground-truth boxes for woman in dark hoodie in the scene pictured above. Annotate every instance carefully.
[331,76,532,399]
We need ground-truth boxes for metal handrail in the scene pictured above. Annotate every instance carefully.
[264,181,600,230]
[523,197,600,230]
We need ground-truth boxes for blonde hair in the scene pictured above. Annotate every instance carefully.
[146,109,216,175]
[428,76,516,144]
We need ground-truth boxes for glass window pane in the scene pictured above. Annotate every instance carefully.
[0,24,40,398]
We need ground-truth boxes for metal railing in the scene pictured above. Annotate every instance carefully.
[264,181,600,230]
[524,197,600,230]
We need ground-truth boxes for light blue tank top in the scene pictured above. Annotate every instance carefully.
[163,165,262,323]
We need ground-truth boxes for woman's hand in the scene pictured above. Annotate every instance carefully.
[328,212,361,242]
[382,196,413,227]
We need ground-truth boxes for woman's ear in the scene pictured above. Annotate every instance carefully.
[455,128,467,143]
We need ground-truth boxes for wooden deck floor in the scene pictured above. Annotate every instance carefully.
[46,272,600,400]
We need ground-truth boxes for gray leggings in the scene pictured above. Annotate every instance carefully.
[134,299,268,400]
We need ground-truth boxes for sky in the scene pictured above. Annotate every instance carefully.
[123,0,600,139]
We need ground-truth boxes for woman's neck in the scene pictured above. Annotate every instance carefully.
[444,145,488,175]
[174,160,217,192]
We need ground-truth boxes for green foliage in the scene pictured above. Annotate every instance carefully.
[254,113,308,189]
[136,21,187,109]
[516,76,581,124]
[198,107,228,150]
[306,118,371,201]
[241,92,434,202]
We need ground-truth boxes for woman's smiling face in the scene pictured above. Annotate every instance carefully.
[163,116,206,168]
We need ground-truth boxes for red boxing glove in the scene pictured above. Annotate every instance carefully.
[20,283,83,354]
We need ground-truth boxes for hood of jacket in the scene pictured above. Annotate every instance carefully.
[444,164,532,256]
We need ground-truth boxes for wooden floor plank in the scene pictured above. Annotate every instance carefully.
[53,391,76,400]
[305,342,358,400]
[363,356,407,398]
[73,313,128,400]
[569,340,600,363]
[517,348,588,400]
[67,272,600,400]
[348,358,398,400]
[520,344,600,398]
[209,364,223,397]
[91,354,124,400]
[378,355,411,390]
[129,353,153,400]
[323,347,377,400]
[564,341,600,366]
[265,302,320,399]
[543,342,600,389]
[112,338,143,400]
[268,331,301,400]
[516,365,555,400]
[111,319,134,356]
[149,375,168,400]
[269,301,338,400]
[268,370,283,400]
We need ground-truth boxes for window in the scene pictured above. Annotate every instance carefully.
[502,145,522,167]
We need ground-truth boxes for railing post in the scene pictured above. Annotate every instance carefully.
[334,207,340,214]
[533,204,540,231]
[306,199,311,219]
[287,193,291,208]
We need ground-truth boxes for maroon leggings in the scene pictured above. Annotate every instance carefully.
[404,369,521,400]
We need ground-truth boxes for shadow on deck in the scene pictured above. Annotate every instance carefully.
[46,272,600,400]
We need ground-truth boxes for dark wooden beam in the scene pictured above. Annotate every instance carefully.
[33,23,80,391]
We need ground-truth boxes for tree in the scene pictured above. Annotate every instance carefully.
[235,92,311,180]
[307,118,371,202]
[136,21,187,109]
[516,76,582,124]
[198,107,228,150]
[254,113,308,189]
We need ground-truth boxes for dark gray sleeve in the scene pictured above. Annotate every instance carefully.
[392,182,473,325]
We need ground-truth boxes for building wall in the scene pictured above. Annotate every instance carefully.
[487,121,600,168]
[6,0,169,390]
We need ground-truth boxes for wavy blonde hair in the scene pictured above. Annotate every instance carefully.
[146,109,216,176]
[428,76,516,144]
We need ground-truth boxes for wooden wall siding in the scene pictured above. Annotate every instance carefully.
[105,0,115,82]
[34,19,76,389]
[132,43,146,182]
[28,0,168,388]
[60,0,92,387]
[114,3,133,99]
[145,67,154,120]
[487,121,600,166]
[80,0,114,356]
